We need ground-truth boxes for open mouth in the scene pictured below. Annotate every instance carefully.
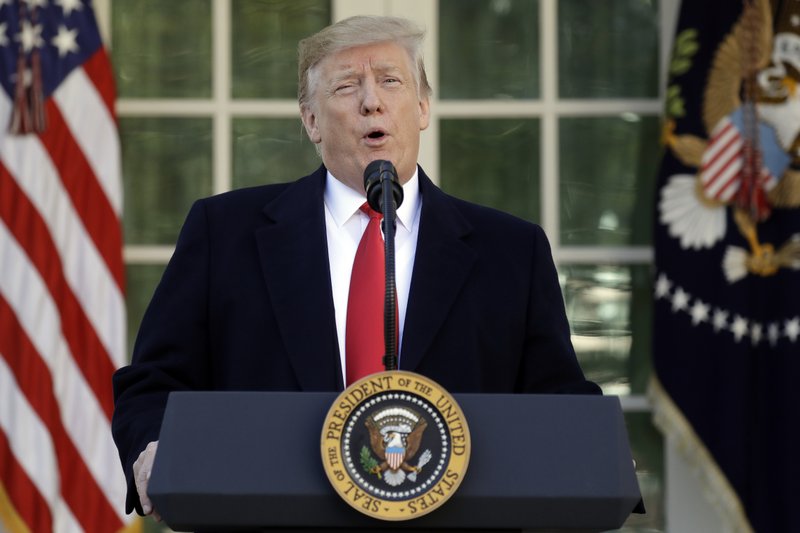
[365,129,387,140]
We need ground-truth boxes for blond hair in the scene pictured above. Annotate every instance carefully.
[297,15,432,110]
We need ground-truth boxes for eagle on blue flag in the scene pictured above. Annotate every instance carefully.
[653,0,800,531]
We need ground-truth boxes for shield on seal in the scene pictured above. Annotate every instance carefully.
[385,440,405,471]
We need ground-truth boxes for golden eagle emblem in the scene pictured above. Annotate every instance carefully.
[660,0,800,282]
[362,407,432,487]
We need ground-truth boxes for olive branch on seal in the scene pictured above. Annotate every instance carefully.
[360,445,379,476]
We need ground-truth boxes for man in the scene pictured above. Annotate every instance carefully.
[112,15,600,520]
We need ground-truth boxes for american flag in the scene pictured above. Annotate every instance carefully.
[699,114,776,204]
[0,1,131,532]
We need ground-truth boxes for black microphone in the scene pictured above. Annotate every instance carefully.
[363,160,404,214]
[362,160,403,372]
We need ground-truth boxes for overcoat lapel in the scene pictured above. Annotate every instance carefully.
[254,167,343,391]
[252,167,474,386]
[400,171,476,372]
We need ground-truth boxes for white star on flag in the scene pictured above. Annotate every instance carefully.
[786,317,800,342]
[52,25,79,57]
[731,315,749,342]
[712,308,729,332]
[690,300,710,325]
[768,323,780,347]
[24,0,48,8]
[0,22,8,47]
[671,287,690,312]
[16,19,44,52]
[750,323,763,345]
[56,0,83,15]
[654,273,672,299]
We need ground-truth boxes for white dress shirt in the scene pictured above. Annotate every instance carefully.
[324,169,421,383]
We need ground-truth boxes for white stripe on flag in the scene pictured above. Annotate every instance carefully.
[0,357,84,532]
[0,94,126,369]
[54,66,123,216]
[705,158,742,201]
[0,221,128,521]
[702,140,742,184]
[0,356,59,510]
[702,132,741,178]
[702,120,738,163]
[52,498,84,533]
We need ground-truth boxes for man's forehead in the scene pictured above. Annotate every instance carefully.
[322,43,412,74]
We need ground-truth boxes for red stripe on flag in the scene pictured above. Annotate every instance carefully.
[0,296,123,532]
[704,121,734,155]
[82,49,117,122]
[0,4,127,532]
[0,431,53,533]
[0,162,116,419]
[37,99,125,293]
[706,153,742,199]
[701,132,741,187]
[715,170,743,199]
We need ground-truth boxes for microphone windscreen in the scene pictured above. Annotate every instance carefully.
[363,160,402,213]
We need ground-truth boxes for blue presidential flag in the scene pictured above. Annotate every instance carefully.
[653,0,800,531]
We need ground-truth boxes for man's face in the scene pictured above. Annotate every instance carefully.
[301,41,431,193]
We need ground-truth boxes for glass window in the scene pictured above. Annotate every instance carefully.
[559,264,653,396]
[558,0,660,98]
[440,118,540,222]
[125,264,167,358]
[438,0,540,99]
[231,0,331,99]
[559,115,660,246]
[112,0,212,98]
[121,117,213,245]
[232,118,321,189]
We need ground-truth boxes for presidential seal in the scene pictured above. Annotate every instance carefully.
[321,371,470,521]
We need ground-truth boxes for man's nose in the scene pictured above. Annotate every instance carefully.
[360,82,383,115]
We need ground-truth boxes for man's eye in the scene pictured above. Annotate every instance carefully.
[335,83,355,93]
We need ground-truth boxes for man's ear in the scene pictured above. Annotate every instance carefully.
[418,96,430,131]
[300,106,322,143]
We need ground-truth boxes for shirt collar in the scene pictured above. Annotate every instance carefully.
[324,167,421,232]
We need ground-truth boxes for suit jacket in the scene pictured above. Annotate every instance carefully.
[112,165,599,513]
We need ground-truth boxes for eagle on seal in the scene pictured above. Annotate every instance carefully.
[365,407,428,486]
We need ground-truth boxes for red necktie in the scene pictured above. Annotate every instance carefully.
[346,204,386,385]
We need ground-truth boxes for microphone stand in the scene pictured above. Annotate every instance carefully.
[380,168,399,372]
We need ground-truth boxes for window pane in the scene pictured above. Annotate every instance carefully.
[560,264,653,395]
[558,0,659,98]
[439,0,539,99]
[619,413,665,532]
[232,118,321,188]
[112,0,212,98]
[559,115,659,246]
[126,264,167,358]
[440,119,540,222]
[231,0,331,99]
[121,117,213,245]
